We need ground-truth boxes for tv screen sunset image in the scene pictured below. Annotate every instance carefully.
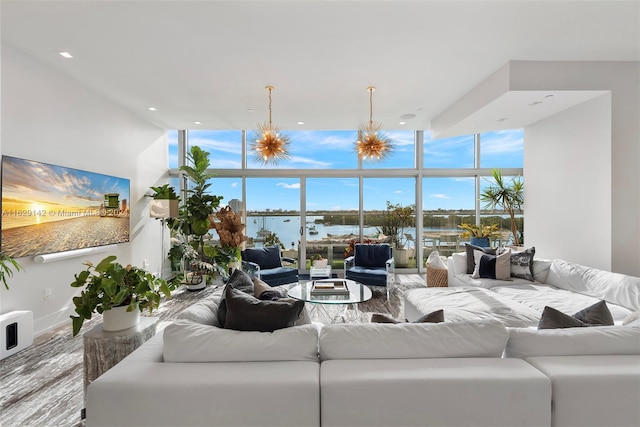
[1,156,130,258]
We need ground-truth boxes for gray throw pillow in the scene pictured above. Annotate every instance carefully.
[573,300,614,326]
[217,269,255,327]
[465,243,496,274]
[538,306,588,329]
[223,286,305,332]
[538,301,614,329]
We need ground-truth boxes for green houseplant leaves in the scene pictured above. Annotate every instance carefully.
[69,255,172,336]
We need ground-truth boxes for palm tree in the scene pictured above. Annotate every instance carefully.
[480,169,524,246]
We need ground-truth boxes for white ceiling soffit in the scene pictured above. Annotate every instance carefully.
[431,90,608,138]
[1,1,638,132]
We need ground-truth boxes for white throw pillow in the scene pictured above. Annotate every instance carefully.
[319,320,508,361]
[623,310,640,325]
[504,326,640,358]
[176,294,221,326]
[163,320,319,362]
[472,248,511,280]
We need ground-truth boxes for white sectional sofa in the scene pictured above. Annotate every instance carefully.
[405,255,639,326]
[85,283,640,427]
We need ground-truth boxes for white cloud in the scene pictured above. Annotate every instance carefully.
[276,182,300,189]
[431,193,450,199]
[230,182,238,188]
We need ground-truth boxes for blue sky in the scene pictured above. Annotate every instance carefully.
[168,129,523,211]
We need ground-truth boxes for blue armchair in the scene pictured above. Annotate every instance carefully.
[344,243,395,298]
[241,246,298,287]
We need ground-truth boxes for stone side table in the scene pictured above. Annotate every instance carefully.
[83,316,159,397]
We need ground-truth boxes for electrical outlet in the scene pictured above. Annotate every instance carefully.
[142,260,150,270]
[43,288,53,301]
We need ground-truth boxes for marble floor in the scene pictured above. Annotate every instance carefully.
[0,274,425,427]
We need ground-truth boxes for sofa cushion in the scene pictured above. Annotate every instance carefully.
[163,320,319,362]
[319,320,509,360]
[546,259,640,311]
[504,325,640,358]
[217,269,255,327]
[224,286,305,332]
[177,294,222,326]
[242,246,282,270]
[472,249,511,280]
[465,243,496,274]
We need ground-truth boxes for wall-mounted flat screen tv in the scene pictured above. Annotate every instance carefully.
[1,156,130,258]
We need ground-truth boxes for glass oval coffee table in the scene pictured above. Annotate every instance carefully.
[287,279,372,323]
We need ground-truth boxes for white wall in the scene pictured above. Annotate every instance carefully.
[512,61,640,275]
[0,44,169,335]
[525,95,612,270]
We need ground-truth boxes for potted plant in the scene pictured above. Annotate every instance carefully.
[457,223,501,247]
[168,146,224,286]
[149,183,180,218]
[379,201,415,267]
[0,252,23,290]
[69,255,172,336]
[480,169,524,246]
[310,253,328,268]
[210,205,247,276]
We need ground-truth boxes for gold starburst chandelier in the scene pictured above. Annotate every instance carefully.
[251,85,291,165]
[356,86,394,161]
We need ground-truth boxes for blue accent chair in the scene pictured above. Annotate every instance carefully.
[344,243,395,298]
[241,246,298,286]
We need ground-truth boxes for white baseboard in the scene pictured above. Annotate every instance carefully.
[34,305,77,337]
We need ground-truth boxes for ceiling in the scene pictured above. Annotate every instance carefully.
[2,1,638,133]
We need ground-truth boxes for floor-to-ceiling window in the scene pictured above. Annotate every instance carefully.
[169,128,524,273]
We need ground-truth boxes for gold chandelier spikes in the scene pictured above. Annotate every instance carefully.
[251,85,291,165]
[356,86,394,162]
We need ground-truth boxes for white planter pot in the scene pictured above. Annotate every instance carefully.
[313,259,328,268]
[102,305,140,332]
[149,199,179,219]
[394,248,410,267]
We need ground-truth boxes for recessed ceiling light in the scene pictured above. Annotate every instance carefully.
[58,51,73,59]
[528,101,542,107]
[247,108,254,113]
[497,118,508,122]
[148,107,157,111]
[544,94,554,98]
[194,121,202,125]
[297,121,305,125]
[400,113,416,120]
[399,121,407,125]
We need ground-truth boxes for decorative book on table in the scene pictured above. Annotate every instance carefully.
[310,279,350,296]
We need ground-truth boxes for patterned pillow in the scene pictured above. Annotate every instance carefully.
[498,246,536,281]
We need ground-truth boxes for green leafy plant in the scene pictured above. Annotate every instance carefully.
[344,238,375,258]
[150,183,180,200]
[480,169,524,246]
[69,255,172,336]
[379,201,415,249]
[169,146,223,260]
[263,231,284,249]
[457,223,501,239]
[0,253,23,290]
